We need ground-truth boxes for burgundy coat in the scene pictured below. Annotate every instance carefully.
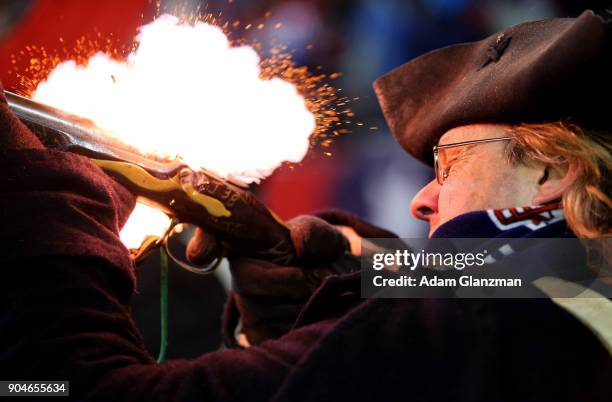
[1,149,610,401]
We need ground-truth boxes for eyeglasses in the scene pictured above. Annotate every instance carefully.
[433,136,512,184]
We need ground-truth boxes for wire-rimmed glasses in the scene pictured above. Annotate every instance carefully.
[433,137,512,184]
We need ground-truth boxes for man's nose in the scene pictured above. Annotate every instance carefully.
[410,179,440,221]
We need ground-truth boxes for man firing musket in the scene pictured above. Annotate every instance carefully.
[0,7,610,402]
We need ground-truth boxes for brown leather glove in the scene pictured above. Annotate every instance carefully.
[187,210,396,345]
[187,214,350,345]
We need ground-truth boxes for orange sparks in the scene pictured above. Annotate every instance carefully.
[12,11,353,250]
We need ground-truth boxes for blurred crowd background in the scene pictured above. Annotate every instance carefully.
[0,0,608,357]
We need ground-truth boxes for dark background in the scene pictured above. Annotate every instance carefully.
[0,0,608,357]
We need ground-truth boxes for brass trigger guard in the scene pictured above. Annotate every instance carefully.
[163,229,227,276]
[133,218,226,276]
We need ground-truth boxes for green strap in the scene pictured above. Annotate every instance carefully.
[533,276,612,356]
[157,248,169,363]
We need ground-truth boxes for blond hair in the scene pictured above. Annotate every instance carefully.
[503,121,611,238]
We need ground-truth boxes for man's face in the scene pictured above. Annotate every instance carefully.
[410,124,543,237]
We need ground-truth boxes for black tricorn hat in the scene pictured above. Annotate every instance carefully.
[373,10,611,165]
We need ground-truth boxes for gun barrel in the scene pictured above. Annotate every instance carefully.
[5,90,297,265]
[5,90,184,177]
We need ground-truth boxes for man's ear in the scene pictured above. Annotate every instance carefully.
[532,160,579,205]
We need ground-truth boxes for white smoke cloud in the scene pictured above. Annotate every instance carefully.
[33,14,316,183]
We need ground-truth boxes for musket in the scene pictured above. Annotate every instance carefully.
[5,91,297,272]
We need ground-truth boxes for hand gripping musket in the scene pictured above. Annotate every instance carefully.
[5,91,297,273]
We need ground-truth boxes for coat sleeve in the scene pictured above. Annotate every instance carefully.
[0,149,332,402]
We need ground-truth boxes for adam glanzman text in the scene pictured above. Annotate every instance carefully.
[370,250,522,288]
